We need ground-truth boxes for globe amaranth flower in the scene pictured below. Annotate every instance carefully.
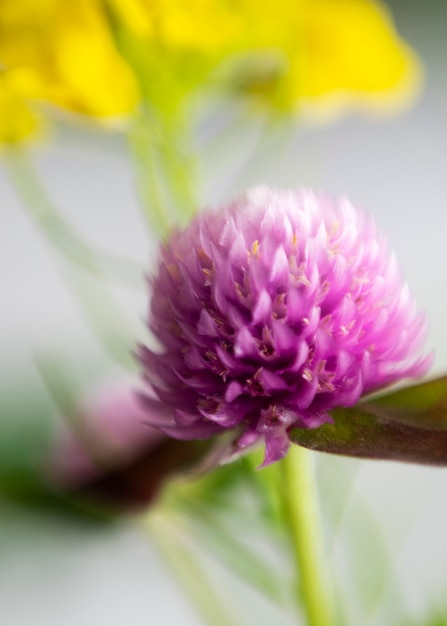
[139,187,431,465]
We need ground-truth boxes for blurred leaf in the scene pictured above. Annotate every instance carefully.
[6,152,139,370]
[0,382,52,486]
[425,617,447,626]
[366,376,447,430]
[0,486,118,526]
[147,509,248,626]
[291,377,447,465]
[241,448,285,529]
[399,607,447,626]
[317,455,408,625]
[335,492,395,624]
[159,449,294,608]
[316,456,360,547]
[178,500,293,609]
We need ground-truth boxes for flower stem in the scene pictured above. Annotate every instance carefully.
[144,509,244,626]
[5,148,137,370]
[280,445,336,626]
[4,149,142,289]
[129,107,198,238]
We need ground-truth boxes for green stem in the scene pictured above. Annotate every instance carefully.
[5,149,137,370]
[144,509,243,626]
[280,445,336,626]
[157,112,198,223]
[129,112,172,237]
[129,106,198,238]
[4,149,143,289]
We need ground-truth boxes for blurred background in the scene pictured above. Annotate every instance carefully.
[1,0,447,624]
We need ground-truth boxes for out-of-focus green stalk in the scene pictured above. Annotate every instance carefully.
[129,110,172,238]
[4,149,143,289]
[280,445,337,626]
[5,149,137,370]
[129,106,198,239]
[103,7,199,238]
[157,111,198,223]
[145,509,244,626]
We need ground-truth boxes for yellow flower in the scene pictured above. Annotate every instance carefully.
[107,0,242,49]
[0,0,139,118]
[0,0,422,141]
[0,70,41,145]
[109,0,421,118]
[294,0,423,121]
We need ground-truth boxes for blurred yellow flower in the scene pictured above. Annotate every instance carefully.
[0,0,139,118]
[0,70,41,145]
[109,0,422,118]
[0,0,422,143]
[296,0,422,120]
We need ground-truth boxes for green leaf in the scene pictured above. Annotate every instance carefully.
[335,492,395,623]
[290,376,447,465]
[146,510,250,626]
[178,501,294,609]
[398,607,447,626]
[160,451,294,609]
[365,375,447,430]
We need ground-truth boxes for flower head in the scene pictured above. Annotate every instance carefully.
[139,187,430,465]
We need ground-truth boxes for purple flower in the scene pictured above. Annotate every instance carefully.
[139,187,431,465]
